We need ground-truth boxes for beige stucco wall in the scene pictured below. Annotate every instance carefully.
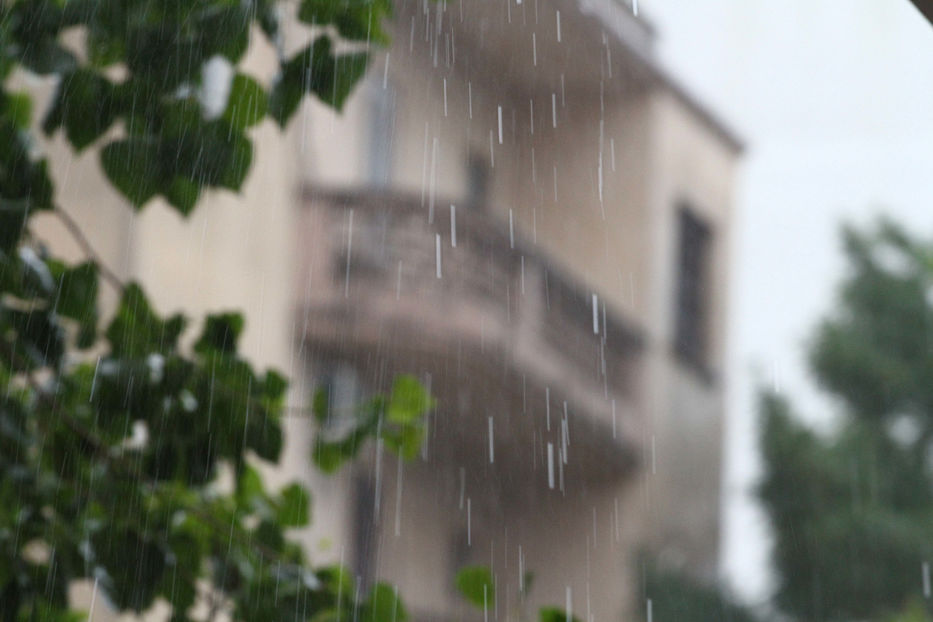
[639,86,739,579]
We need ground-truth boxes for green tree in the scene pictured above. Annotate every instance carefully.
[759,218,933,621]
[640,560,760,622]
[0,1,429,621]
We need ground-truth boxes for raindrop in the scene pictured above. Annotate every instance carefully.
[344,209,354,298]
[488,416,495,463]
[612,399,617,438]
[924,562,931,598]
[396,261,403,299]
[592,294,599,334]
[468,81,473,118]
[450,204,457,247]
[467,497,472,545]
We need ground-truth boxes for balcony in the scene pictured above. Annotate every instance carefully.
[394,0,656,99]
[296,187,644,487]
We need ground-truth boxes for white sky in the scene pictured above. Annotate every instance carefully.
[641,0,933,604]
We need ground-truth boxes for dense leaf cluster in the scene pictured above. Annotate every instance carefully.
[2,0,379,216]
[0,1,430,621]
[759,219,933,621]
[640,562,759,622]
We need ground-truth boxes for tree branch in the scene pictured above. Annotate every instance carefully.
[52,205,125,293]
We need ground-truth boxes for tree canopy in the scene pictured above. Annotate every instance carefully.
[759,218,933,621]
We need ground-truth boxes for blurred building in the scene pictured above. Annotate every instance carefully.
[42,1,740,620]
[294,1,741,619]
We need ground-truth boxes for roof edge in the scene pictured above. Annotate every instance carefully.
[650,64,746,155]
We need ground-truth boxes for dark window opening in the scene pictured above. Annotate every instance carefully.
[466,153,490,209]
[354,474,377,591]
[674,206,712,372]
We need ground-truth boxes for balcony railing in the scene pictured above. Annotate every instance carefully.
[296,186,644,480]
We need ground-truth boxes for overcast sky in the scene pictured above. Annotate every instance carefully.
[640,0,933,603]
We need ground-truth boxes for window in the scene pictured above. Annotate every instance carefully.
[674,206,712,371]
[368,77,395,187]
[314,364,363,435]
[354,475,377,590]
[465,153,490,209]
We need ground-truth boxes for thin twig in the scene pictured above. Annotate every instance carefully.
[53,205,125,292]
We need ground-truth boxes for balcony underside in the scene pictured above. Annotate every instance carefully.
[297,188,645,488]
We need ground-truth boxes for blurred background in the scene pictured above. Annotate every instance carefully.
[6,1,933,620]
[642,0,933,605]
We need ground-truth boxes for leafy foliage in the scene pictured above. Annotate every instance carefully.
[0,1,441,621]
[758,218,933,621]
[640,561,759,622]
[455,565,589,622]
[312,374,435,472]
[455,566,496,609]
[2,0,378,216]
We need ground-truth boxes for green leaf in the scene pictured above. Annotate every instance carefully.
[105,283,186,357]
[387,375,434,424]
[49,70,120,151]
[2,307,65,368]
[20,39,78,75]
[2,91,33,128]
[0,198,30,252]
[195,312,244,355]
[197,6,251,63]
[317,565,355,597]
[312,441,348,474]
[48,260,98,348]
[224,74,268,130]
[298,0,393,45]
[237,465,266,507]
[49,260,96,319]
[100,139,163,208]
[277,483,311,528]
[165,177,201,216]
[264,370,288,404]
[248,414,283,463]
[269,37,369,127]
[383,423,424,461]
[254,519,285,553]
[93,528,166,612]
[312,387,331,423]
[455,566,495,609]
[217,130,253,191]
[539,607,581,622]
[362,583,407,622]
